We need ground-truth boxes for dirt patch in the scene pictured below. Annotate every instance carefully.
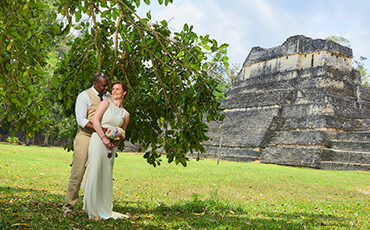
[356,186,370,195]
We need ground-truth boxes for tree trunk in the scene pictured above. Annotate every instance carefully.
[43,131,50,146]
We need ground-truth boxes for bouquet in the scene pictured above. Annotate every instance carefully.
[105,127,125,158]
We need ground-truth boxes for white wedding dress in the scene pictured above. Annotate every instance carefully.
[82,100,128,219]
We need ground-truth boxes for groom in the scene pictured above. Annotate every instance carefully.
[63,72,109,216]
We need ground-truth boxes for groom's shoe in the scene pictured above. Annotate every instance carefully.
[63,206,73,217]
[63,211,72,217]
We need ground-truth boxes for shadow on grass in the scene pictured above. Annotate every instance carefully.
[1,186,352,229]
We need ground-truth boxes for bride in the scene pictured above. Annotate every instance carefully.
[82,82,130,220]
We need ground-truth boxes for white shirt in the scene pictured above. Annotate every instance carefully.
[75,86,107,128]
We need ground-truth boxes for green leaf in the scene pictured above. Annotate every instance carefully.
[135,0,140,7]
[144,0,150,5]
[101,10,109,18]
[158,0,164,4]
[101,1,108,7]
[219,43,229,49]
[146,11,151,19]
[75,10,82,22]
[27,97,32,106]
[112,8,119,20]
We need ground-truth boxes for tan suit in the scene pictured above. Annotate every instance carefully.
[63,88,101,213]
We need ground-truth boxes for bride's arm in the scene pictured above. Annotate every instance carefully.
[93,99,110,146]
[122,112,130,130]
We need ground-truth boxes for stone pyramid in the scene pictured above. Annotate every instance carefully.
[205,35,370,170]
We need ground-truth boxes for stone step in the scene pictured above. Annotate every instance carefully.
[229,72,356,97]
[357,127,370,132]
[320,161,370,171]
[335,132,370,142]
[233,66,358,89]
[292,89,370,119]
[207,107,280,147]
[358,85,370,101]
[321,149,370,164]
[270,130,329,145]
[205,145,260,161]
[282,115,359,131]
[261,145,324,168]
[221,155,259,162]
[224,89,292,109]
[357,119,370,131]
[329,140,370,152]
[282,102,369,119]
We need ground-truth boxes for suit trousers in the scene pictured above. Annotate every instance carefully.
[63,131,91,213]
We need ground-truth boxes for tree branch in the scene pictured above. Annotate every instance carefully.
[91,1,101,71]
[111,13,123,78]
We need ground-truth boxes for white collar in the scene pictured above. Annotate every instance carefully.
[91,86,100,95]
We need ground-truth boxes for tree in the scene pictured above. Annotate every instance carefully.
[0,0,62,137]
[326,36,351,48]
[209,63,240,100]
[353,56,369,86]
[1,0,229,167]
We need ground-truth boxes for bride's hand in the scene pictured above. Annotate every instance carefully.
[111,142,120,148]
[101,136,111,146]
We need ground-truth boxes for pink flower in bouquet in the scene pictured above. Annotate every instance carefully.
[105,127,125,158]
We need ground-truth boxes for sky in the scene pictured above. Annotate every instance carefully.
[137,0,370,71]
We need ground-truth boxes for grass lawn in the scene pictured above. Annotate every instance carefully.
[0,143,369,229]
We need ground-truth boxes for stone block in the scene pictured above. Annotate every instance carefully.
[357,119,370,131]
[260,145,324,168]
[320,161,370,171]
[282,115,359,131]
[224,89,292,109]
[329,140,370,152]
[336,132,370,142]
[358,86,370,101]
[204,145,260,162]
[270,130,329,145]
[282,103,335,117]
[321,149,370,164]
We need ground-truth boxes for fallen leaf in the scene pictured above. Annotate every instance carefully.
[11,223,29,227]
[193,212,204,216]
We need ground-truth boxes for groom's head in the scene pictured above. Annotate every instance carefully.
[93,72,109,95]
